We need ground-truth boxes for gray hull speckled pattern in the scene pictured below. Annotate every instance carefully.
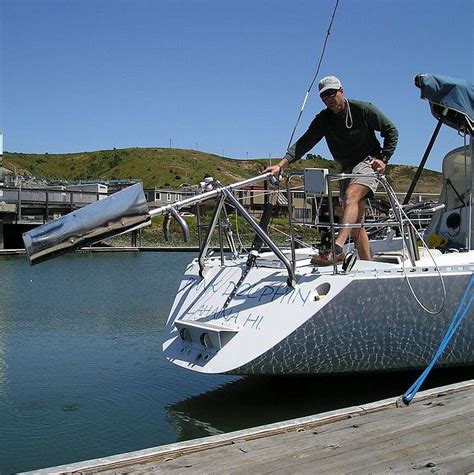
[234,273,474,375]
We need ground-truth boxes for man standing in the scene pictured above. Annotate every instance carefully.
[265,76,398,265]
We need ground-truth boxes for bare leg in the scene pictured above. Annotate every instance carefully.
[351,201,371,260]
[335,184,372,260]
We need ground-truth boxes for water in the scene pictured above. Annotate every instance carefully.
[0,252,471,473]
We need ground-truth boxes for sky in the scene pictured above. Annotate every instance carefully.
[1,0,472,171]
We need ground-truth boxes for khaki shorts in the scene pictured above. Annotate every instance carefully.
[339,157,379,198]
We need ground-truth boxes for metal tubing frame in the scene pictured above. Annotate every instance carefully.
[198,194,226,278]
[469,134,473,250]
[147,172,292,281]
[326,177,338,273]
[324,172,416,271]
[286,172,305,273]
[221,205,239,259]
[217,215,225,266]
[223,188,297,288]
[149,173,274,218]
[403,108,448,205]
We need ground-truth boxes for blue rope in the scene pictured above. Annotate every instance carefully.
[402,273,474,405]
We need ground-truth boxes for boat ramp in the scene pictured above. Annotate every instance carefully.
[25,379,474,474]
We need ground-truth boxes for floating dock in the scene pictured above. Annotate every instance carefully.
[26,380,474,474]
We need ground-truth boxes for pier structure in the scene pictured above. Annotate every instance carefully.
[0,181,439,251]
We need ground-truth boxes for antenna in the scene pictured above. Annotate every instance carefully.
[286,0,340,151]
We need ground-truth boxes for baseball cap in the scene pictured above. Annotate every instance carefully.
[318,76,342,94]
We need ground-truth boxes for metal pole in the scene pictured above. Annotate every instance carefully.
[326,176,338,274]
[45,190,49,222]
[196,202,203,250]
[223,189,296,287]
[18,187,22,223]
[217,216,224,265]
[149,173,273,218]
[286,175,297,273]
[198,195,226,278]
[469,135,473,250]
[403,108,447,205]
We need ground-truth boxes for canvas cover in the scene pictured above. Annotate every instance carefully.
[23,182,150,264]
[415,73,474,133]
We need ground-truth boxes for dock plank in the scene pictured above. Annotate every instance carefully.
[282,420,472,474]
[147,391,473,474]
[27,381,474,474]
[150,413,472,474]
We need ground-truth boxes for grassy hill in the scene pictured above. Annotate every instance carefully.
[3,147,443,194]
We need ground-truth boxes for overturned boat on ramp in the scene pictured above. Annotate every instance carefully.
[23,74,474,375]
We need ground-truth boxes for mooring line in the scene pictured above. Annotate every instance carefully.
[401,273,474,405]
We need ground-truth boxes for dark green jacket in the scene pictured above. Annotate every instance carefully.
[285,99,399,169]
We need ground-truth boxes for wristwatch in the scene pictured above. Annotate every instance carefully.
[379,155,389,164]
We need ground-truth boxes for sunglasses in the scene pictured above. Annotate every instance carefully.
[320,89,340,99]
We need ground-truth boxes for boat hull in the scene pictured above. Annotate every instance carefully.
[162,256,474,375]
[234,272,473,374]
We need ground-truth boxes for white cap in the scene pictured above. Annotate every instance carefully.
[318,76,342,94]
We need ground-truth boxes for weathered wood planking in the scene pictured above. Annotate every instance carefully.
[26,381,474,474]
[133,391,473,474]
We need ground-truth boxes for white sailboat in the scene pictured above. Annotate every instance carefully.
[23,74,473,375]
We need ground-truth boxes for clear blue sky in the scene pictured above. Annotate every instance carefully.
[1,0,472,171]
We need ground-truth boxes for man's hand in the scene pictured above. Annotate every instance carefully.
[263,164,283,176]
[370,158,386,173]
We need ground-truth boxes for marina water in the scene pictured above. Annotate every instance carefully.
[0,252,471,473]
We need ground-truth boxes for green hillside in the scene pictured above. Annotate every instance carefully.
[3,147,442,194]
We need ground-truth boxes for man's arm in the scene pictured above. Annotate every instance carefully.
[265,115,325,175]
[364,103,399,162]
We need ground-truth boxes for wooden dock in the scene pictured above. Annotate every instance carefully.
[26,380,474,474]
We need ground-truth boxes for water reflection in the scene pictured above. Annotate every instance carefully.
[166,367,474,441]
[0,252,471,474]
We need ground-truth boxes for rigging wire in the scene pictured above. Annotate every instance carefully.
[384,179,447,315]
[286,0,341,152]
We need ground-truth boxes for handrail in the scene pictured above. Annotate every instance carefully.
[326,172,417,271]
[148,173,275,217]
[285,170,418,273]
[198,195,226,278]
[286,171,306,274]
[149,172,296,287]
[223,188,297,288]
